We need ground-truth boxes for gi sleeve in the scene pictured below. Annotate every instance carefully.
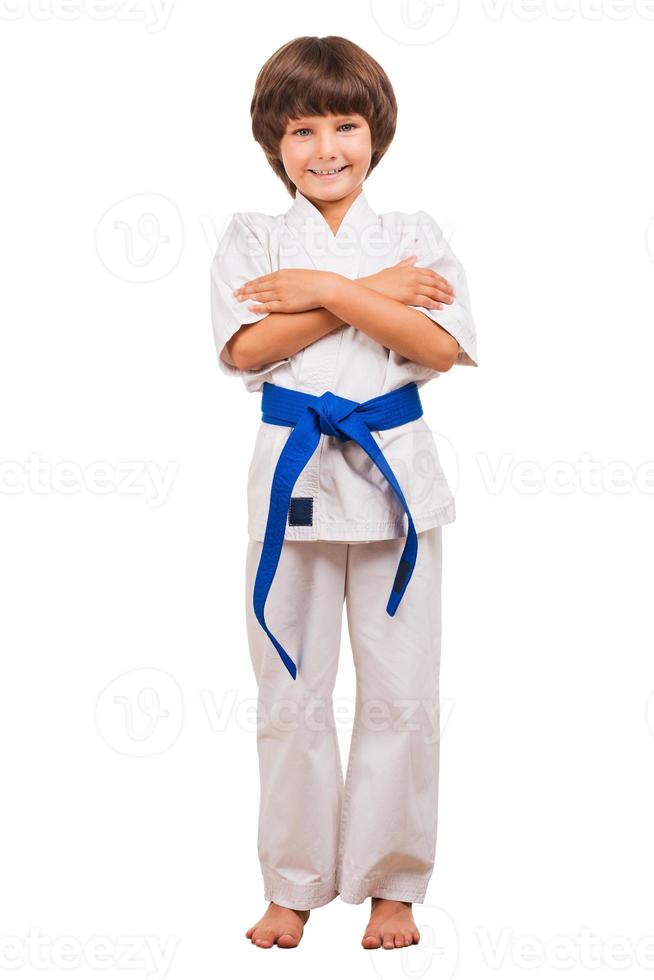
[406,210,479,367]
[209,212,289,380]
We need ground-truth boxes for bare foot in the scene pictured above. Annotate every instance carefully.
[361,897,420,949]
[245,901,310,948]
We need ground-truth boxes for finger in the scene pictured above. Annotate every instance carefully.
[423,274,454,295]
[233,275,274,296]
[417,269,455,293]
[247,301,284,313]
[414,294,444,310]
[415,289,453,306]
[236,289,277,303]
[415,278,455,304]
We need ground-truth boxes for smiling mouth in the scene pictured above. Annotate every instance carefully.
[308,165,349,175]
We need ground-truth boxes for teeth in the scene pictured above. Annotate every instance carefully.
[312,166,345,175]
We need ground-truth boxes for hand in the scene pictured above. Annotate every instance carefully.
[360,256,455,309]
[233,269,334,314]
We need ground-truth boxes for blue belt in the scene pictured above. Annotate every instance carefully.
[253,381,424,680]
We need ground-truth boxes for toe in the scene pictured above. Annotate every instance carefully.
[253,929,276,948]
[362,931,382,949]
[404,932,413,946]
[277,932,300,948]
[413,930,421,944]
[382,933,395,949]
[394,934,404,947]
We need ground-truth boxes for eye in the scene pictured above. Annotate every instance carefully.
[291,122,358,137]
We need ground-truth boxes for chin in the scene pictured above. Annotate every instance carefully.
[299,173,361,196]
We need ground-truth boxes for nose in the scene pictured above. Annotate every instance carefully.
[316,130,338,159]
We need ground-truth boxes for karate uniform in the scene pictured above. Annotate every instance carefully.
[210,188,478,907]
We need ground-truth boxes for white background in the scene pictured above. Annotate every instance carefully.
[2,1,654,976]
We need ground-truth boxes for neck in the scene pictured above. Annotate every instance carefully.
[302,186,363,236]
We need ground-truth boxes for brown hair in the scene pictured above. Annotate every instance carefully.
[250,36,397,198]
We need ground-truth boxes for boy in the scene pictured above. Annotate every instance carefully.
[210,35,478,950]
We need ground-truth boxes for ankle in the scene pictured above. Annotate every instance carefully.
[371,897,412,908]
[271,902,310,917]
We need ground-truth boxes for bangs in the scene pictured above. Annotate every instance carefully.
[274,69,375,135]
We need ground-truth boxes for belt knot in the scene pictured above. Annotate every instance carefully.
[311,390,358,440]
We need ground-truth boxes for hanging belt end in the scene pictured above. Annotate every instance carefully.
[279,650,298,680]
[386,556,413,615]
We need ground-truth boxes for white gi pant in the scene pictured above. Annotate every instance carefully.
[244,526,443,909]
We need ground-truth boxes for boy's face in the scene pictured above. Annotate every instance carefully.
[279,112,372,203]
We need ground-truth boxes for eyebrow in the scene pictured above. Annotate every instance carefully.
[288,114,358,125]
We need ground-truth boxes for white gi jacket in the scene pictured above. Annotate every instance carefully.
[210,188,478,543]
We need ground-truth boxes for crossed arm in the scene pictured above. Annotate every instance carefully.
[225,259,461,374]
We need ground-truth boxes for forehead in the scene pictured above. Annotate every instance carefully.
[286,111,366,124]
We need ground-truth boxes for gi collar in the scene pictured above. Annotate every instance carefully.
[284,187,381,272]
[285,187,379,240]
